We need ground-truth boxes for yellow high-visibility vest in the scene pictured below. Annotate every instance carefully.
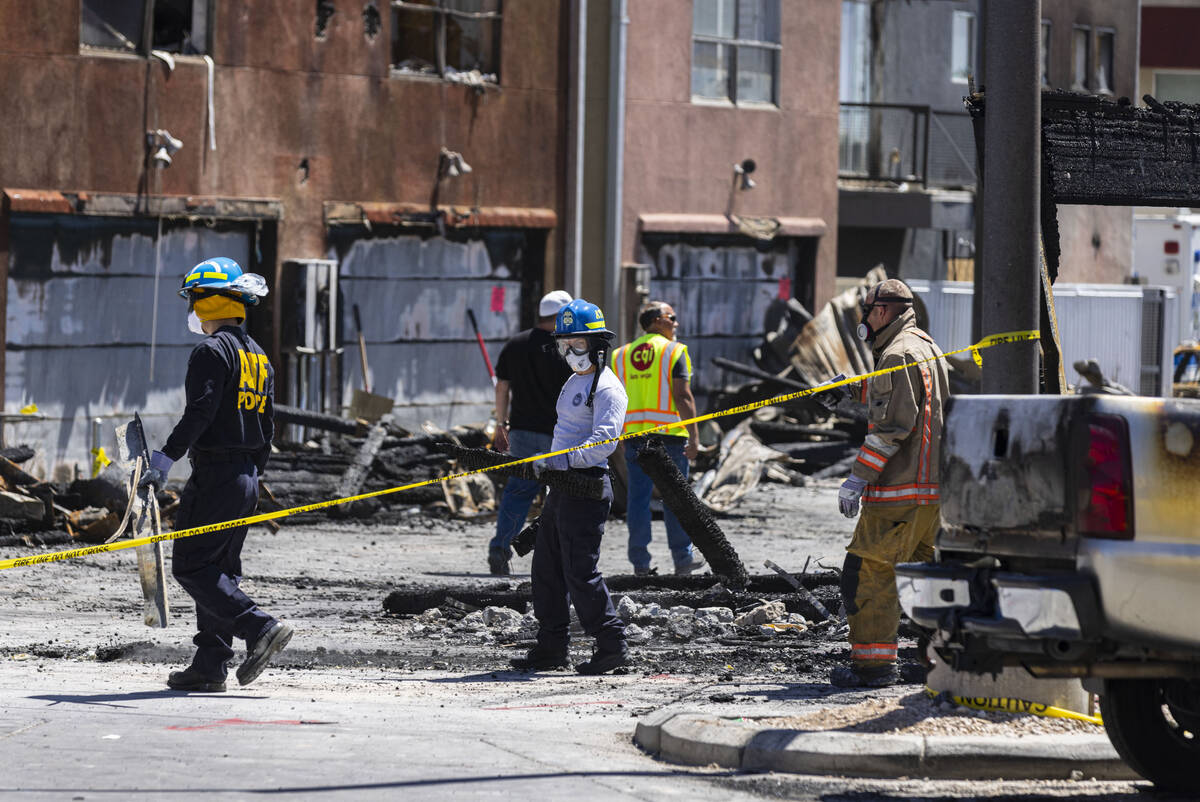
[611,332,692,436]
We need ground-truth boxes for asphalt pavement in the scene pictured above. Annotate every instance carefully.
[0,481,1166,800]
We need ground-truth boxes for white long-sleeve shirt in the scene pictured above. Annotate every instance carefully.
[551,370,628,469]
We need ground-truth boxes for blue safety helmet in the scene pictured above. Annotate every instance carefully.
[178,257,269,305]
[554,299,614,341]
[554,299,613,408]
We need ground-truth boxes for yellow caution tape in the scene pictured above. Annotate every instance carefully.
[91,446,112,478]
[0,329,1038,572]
[19,403,38,414]
[925,686,1102,725]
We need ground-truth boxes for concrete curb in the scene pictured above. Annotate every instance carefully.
[634,711,1139,781]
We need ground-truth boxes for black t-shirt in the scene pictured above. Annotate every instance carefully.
[495,327,573,435]
[163,326,275,470]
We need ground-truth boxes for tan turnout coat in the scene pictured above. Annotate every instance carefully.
[850,308,949,506]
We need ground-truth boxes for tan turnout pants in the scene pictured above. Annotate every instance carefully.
[841,503,940,667]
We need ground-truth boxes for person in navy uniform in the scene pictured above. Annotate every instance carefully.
[141,257,292,692]
[510,299,629,676]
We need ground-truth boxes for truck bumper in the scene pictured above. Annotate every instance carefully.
[896,562,1102,642]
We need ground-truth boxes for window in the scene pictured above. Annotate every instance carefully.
[81,0,210,55]
[1040,21,1051,87]
[1096,29,1115,94]
[1154,72,1200,104]
[692,0,781,105]
[840,0,870,103]
[1072,25,1091,90]
[391,1,501,84]
[951,11,975,84]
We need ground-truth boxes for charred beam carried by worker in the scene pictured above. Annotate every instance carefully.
[444,445,605,501]
[634,437,749,589]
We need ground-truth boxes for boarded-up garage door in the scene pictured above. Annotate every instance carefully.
[636,234,816,402]
[329,226,545,431]
[6,214,253,477]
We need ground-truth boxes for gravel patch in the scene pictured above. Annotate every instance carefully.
[753,690,1102,736]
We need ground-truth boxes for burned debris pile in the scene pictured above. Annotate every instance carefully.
[0,446,173,547]
[381,571,852,674]
[0,417,501,548]
[692,274,883,511]
[263,421,492,523]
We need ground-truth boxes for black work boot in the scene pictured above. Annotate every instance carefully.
[509,646,569,671]
[829,663,897,688]
[576,643,629,675]
[488,549,511,576]
[167,666,227,693]
[236,621,294,686]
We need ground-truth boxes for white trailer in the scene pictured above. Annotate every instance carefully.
[1133,209,1200,344]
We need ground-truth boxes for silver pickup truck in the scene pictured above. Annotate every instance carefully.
[895,394,1200,792]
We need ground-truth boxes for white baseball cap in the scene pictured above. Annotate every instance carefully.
[539,290,573,318]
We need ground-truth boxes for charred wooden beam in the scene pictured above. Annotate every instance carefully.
[634,437,749,590]
[274,404,367,437]
[444,445,605,501]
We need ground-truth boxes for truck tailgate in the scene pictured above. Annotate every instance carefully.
[941,396,1073,530]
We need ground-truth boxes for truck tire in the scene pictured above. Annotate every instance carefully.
[1101,679,1200,792]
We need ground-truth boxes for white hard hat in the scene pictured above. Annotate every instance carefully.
[539,290,573,318]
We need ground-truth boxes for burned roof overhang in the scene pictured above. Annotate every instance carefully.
[638,213,827,238]
[969,90,1200,281]
[1,189,283,221]
[324,202,557,230]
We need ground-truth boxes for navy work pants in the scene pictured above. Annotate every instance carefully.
[531,476,625,653]
[171,456,274,678]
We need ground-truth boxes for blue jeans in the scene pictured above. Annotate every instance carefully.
[624,436,695,571]
[490,429,554,557]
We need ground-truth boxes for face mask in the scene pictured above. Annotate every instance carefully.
[565,350,592,373]
[187,310,205,335]
[856,302,875,342]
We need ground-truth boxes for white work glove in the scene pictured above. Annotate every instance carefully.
[533,452,569,476]
[838,475,867,518]
[138,450,174,491]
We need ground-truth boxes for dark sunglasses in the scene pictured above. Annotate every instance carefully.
[663,313,677,322]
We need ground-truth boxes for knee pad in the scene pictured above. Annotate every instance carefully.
[840,553,863,615]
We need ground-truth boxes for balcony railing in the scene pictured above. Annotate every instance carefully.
[839,103,977,190]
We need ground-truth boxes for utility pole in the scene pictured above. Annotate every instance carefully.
[980,0,1040,394]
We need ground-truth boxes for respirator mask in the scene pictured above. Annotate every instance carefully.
[557,337,593,373]
[856,303,877,342]
[187,302,205,335]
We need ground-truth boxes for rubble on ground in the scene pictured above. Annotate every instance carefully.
[395,595,812,649]
[384,575,837,659]
[0,417,498,548]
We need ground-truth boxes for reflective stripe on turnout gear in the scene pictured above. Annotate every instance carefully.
[856,446,888,472]
[863,483,939,504]
[851,642,898,662]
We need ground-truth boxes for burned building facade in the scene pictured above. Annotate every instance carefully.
[574,0,842,404]
[0,0,566,474]
[836,0,1140,286]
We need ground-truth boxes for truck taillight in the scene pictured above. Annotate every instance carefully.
[1077,414,1134,539]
